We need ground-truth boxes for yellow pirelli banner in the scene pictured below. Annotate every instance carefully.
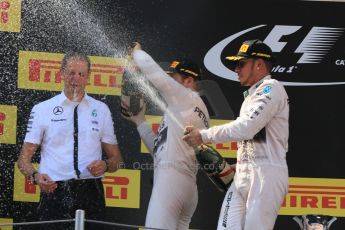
[103,169,141,209]
[13,163,40,202]
[0,105,17,144]
[13,163,141,208]
[0,218,13,230]
[0,0,21,32]
[280,177,345,217]
[17,51,126,95]
[141,116,237,158]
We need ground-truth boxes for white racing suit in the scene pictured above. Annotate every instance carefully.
[133,50,209,230]
[201,75,289,230]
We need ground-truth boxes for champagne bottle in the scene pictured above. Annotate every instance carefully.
[120,68,145,117]
[195,144,235,192]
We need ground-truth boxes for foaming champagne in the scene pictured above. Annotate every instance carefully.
[72,88,79,102]
[195,144,235,192]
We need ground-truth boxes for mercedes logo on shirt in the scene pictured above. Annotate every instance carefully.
[53,106,64,115]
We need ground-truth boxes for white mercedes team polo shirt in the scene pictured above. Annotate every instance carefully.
[24,92,117,181]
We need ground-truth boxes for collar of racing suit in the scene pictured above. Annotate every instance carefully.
[242,75,272,98]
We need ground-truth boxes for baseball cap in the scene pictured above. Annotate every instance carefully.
[225,39,275,71]
[166,59,202,79]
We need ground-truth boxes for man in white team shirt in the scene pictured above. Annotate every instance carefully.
[17,52,123,230]
[183,39,289,230]
[122,43,209,229]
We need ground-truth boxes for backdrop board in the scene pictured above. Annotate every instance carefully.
[0,0,344,229]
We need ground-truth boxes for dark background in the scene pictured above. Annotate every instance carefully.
[1,0,344,229]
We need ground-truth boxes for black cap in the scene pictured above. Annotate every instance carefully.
[225,39,275,71]
[166,59,202,79]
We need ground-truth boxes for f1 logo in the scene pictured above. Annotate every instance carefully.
[263,25,344,64]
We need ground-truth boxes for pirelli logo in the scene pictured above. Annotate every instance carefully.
[0,0,21,32]
[141,115,237,158]
[13,163,140,208]
[0,105,17,144]
[103,169,141,209]
[17,51,126,95]
[279,177,345,217]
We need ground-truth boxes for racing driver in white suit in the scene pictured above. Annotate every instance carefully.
[123,43,209,230]
[183,39,289,230]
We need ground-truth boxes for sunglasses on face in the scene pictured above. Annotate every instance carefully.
[237,58,256,69]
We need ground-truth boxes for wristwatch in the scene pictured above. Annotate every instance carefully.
[29,170,38,185]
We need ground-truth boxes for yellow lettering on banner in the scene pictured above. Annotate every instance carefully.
[141,116,237,158]
[0,0,21,32]
[13,162,141,209]
[0,218,13,230]
[0,105,17,144]
[13,163,40,202]
[17,51,126,95]
[103,169,141,208]
[279,177,345,217]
